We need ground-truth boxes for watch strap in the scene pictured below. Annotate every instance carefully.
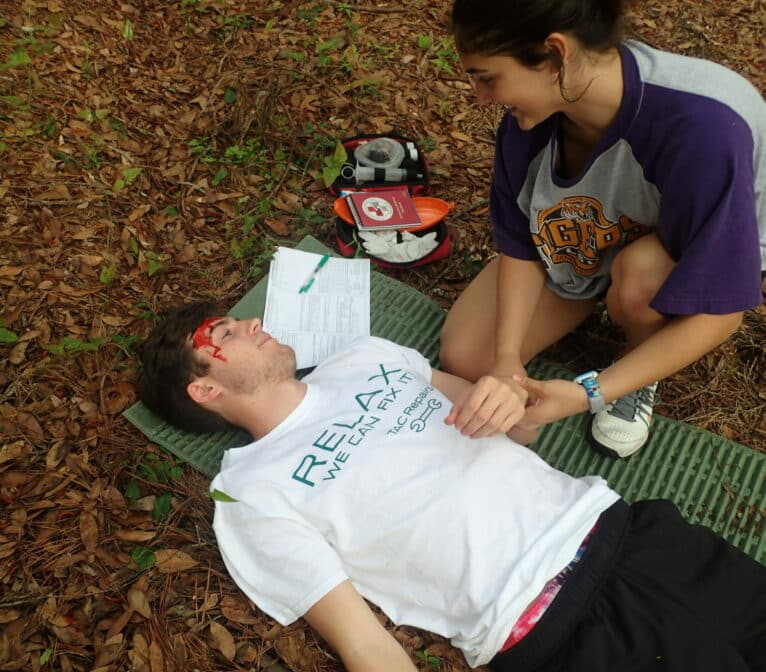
[574,370,606,414]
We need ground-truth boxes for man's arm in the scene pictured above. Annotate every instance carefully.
[431,369,534,443]
[303,580,417,672]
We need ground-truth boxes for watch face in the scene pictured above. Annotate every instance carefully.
[575,371,598,385]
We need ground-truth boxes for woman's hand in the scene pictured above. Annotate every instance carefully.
[518,377,590,428]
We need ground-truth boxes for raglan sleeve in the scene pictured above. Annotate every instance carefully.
[211,497,348,625]
[490,115,540,260]
[651,110,762,315]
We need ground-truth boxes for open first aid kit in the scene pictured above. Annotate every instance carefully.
[328,134,453,268]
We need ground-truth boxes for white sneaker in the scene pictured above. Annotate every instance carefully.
[588,383,658,458]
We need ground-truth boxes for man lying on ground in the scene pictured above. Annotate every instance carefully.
[138,301,765,672]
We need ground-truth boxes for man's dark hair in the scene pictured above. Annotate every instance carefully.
[138,301,237,434]
[451,0,626,65]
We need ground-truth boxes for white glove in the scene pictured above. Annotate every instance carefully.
[358,230,438,263]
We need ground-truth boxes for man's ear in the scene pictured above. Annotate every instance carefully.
[187,377,223,406]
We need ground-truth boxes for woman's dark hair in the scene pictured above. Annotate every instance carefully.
[138,300,237,434]
[451,0,626,64]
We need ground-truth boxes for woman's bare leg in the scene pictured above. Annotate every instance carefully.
[606,233,676,351]
[440,256,598,381]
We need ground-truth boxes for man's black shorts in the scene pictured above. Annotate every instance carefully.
[490,499,766,672]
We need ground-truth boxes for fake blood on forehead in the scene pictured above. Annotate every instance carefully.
[191,317,227,362]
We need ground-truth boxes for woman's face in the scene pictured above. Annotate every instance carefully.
[459,51,561,130]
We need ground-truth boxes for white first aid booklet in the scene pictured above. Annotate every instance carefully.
[263,247,371,369]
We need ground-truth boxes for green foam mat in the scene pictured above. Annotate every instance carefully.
[124,236,766,564]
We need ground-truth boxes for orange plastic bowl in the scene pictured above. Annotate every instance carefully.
[334,195,455,233]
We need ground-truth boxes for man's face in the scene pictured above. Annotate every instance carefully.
[190,316,296,394]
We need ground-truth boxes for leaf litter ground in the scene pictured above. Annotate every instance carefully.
[0,1,764,670]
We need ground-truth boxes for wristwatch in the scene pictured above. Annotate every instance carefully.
[574,370,606,414]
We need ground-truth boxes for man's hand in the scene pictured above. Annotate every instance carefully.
[444,375,529,438]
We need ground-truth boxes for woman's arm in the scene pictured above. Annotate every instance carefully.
[598,311,743,400]
[521,311,744,427]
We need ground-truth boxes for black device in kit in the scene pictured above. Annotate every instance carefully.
[328,133,430,196]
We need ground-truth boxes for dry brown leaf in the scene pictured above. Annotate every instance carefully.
[262,622,283,640]
[100,315,130,327]
[161,634,181,671]
[92,633,124,668]
[274,192,302,212]
[449,131,474,143]
[39,597,57,623]
[18,329,41,344]
[131,630,150,660]
[79,511,98,553]
[102,382,134,414]
[50,624,89,646]
[8,341,30,366]
[0,541,17,560]
[36,183,72,200]
[221,603,261,625]
[46,441,70,470]
[130,495,157,512]
[0,266,23,277]
[114,529,156,543]
[274,630,308,670]
[208,620,236,661]
[75,254,104,267]
[17,412,44,443]
[0,609,20,624]
[0,471,32,488]
[149,639,166,672]
[127,587,153,619]
[155,549,198,573]
[105,608,133,640]
[71,227,96,240]
[128,204,152,222]
[0,441,28,466]
[73,14,109,32]
[264,217,290,236]
[236,641,260,665]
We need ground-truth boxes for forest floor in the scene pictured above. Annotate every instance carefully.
[1,0,764,670]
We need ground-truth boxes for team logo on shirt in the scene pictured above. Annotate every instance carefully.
[532,197,649,275]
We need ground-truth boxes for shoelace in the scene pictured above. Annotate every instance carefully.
[608,384,657,426]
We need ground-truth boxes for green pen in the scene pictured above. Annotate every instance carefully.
[298,254,330,293]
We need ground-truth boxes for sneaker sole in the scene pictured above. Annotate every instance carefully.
[586,414,647,459]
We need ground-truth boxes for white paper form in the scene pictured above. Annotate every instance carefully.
[263,247,371,368]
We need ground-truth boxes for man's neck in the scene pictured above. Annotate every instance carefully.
[228,379,308,440]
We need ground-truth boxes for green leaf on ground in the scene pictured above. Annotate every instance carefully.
[0,328,18,343]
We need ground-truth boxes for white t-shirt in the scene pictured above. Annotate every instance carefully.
[210,337,619,667]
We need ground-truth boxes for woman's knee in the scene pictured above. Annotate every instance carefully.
[608,235,675,315]
[439,259,499,378]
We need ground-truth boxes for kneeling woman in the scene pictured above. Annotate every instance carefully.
[441,0,766,457]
